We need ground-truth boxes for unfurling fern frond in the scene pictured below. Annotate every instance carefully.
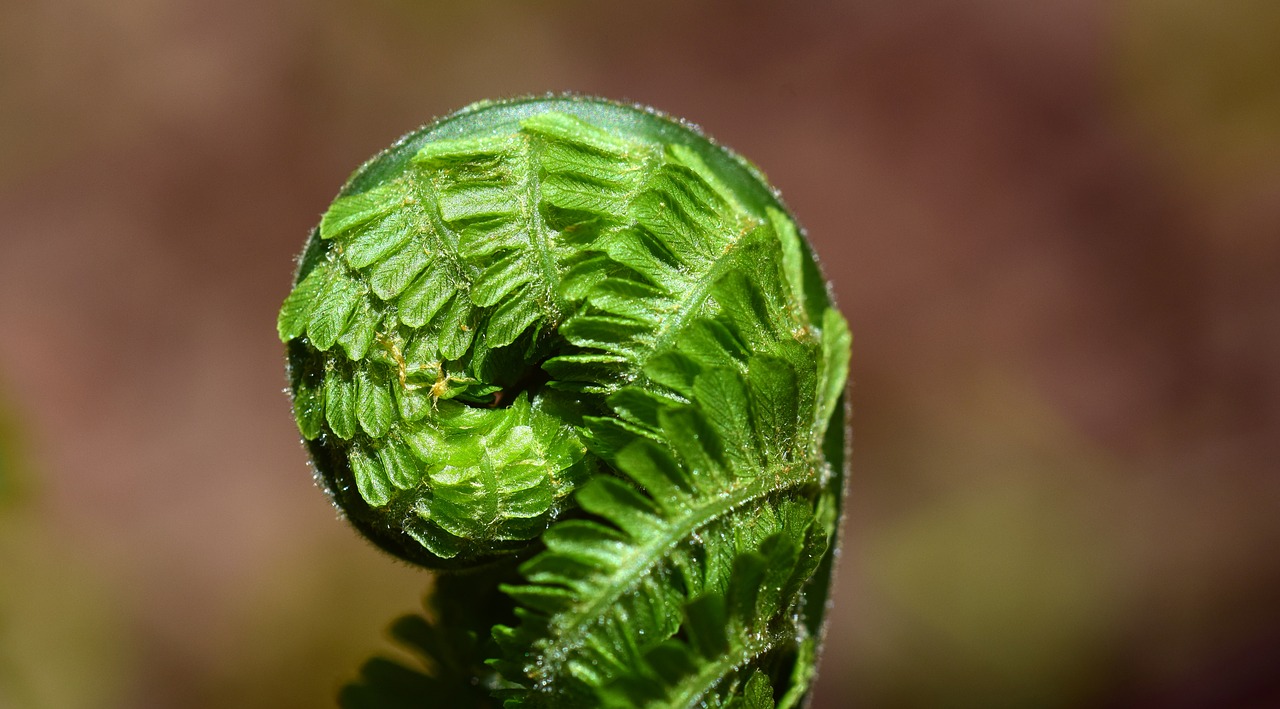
[278,96,851,707]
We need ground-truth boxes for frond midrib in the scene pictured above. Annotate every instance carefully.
[524,457,820,684]
[622,221,767,383]
[667,625,794,709]
[516,133,565,318]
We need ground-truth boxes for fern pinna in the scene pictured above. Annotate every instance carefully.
[277,96,851,708]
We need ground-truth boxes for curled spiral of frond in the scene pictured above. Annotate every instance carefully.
[279,96,850,707]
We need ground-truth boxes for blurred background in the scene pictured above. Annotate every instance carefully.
[1,1,1278,707]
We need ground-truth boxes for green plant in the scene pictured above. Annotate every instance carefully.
[277,96,850,708]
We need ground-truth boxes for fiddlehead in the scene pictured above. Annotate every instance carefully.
[279,96,850,707]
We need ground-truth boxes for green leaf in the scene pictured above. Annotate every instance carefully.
[817,307,852,440]
[742,670,776,709]
[768,207,806,316]
[279,98,851,707]
[349,444,392,508]
[747,355,800,465]
[277,261,334,341]
[398,267,455,329]
[337,295,381,361]
[343,209,415,269]
[306,273,362,351]
[324,368,359,440]
[320,182,399,240]
[377,437,421,490]
[434,296,475,361]
[368,240,431,301]
[692,367,760,474]
[355,367,395,439]
[470,253,533,307]
[487,296,542,349]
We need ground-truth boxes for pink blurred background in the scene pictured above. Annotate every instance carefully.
[2,1,1278,707]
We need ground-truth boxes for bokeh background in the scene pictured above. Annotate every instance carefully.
[2,1,1278,707]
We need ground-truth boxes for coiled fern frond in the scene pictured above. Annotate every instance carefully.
[278,96,850,707]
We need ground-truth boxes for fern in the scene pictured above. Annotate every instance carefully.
[278,96,850,707]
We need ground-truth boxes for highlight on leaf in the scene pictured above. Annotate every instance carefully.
[278,96,850,707]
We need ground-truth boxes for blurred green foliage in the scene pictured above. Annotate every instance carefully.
[0,389,129,709]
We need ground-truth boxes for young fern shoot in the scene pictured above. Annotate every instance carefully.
[277,96,851,708]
